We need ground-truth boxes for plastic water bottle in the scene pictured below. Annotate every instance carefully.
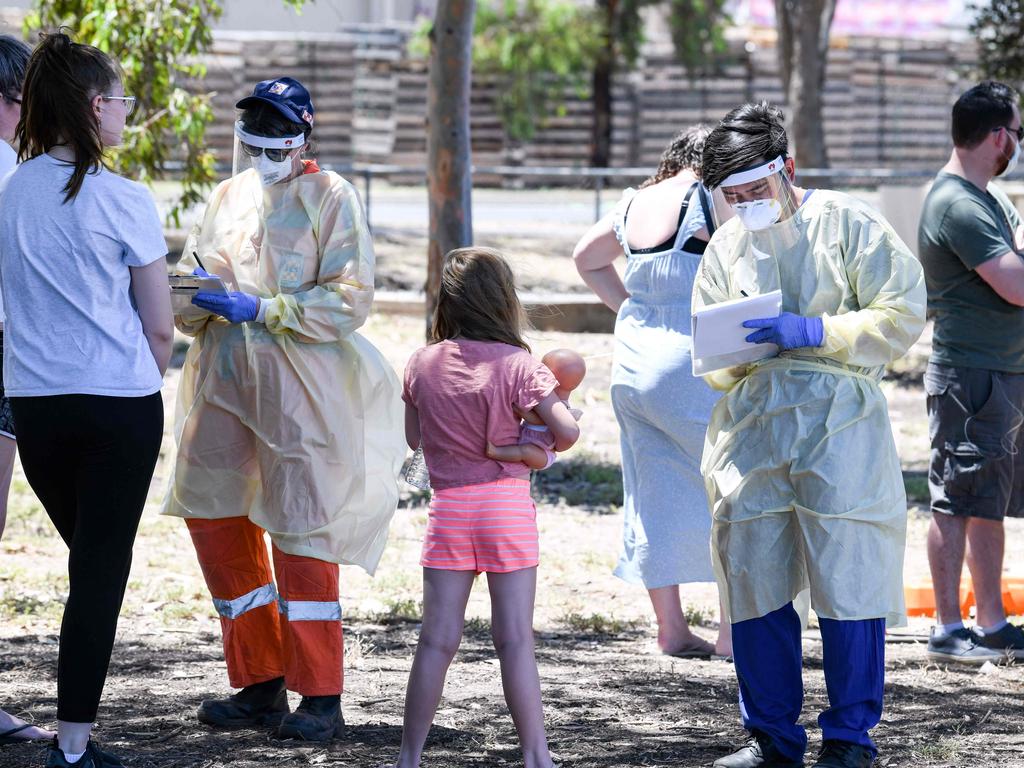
[405,446,431,490]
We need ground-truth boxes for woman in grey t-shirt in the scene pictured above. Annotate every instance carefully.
[0,32,172,768]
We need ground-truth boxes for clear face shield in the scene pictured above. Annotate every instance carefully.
[708,156,802,297]
[709,156,799,233]
[232,120,306,187]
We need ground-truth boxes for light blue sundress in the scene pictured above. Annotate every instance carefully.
[610,185,720,588]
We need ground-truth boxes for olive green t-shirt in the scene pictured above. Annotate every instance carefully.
[918,172,1024,372]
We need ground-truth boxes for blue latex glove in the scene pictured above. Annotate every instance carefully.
[743,312,824,350]
[192,290,261,323]
[192,266,212,278]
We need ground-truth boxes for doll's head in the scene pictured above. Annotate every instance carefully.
[541,349,586,401]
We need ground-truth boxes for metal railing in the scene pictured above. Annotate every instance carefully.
[321,162,945,228]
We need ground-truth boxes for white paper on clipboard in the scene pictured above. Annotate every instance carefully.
[691,290,783,376]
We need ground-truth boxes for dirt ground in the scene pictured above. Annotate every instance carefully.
[2,236,1024,768]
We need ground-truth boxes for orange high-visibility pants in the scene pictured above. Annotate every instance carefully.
[187,517,343,696]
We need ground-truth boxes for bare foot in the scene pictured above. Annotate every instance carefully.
[659,632,714,657]
[0,708,54,741]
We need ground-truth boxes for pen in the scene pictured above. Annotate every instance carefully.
[193,251,208,273]
[740,290,749,297]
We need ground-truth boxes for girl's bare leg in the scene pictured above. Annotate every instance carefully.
[392,568,476,768]
[487,567,554,768]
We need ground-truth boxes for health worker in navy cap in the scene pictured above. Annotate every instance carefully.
[165,76,405,742]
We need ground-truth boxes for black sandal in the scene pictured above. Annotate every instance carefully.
[0,723,34,745]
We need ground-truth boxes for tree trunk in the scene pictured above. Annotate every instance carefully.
[590,0,617,168]
[425,0,475,339]
[774,0,836,169]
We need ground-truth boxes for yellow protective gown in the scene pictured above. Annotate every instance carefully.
[163,167,405,573]
[692,190,926,628]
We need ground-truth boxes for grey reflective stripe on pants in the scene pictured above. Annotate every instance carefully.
[278,598,342,622]
[212,583,278,620]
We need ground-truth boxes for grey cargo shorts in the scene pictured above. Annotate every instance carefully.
[926,362,1024,521]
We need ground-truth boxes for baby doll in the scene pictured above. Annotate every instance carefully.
[486,348,586,470]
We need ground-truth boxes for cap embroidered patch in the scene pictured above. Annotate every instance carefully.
[269,82,288,95]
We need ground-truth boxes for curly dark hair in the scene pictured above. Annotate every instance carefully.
[639,123,711,189]
[701,101,789,190]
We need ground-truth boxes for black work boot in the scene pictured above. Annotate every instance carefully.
[198,676,289,727]
[812,740,873,768]
[713,734,804,767]
[276,694,344,741]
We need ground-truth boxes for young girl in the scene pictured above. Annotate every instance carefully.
[391,247,579,768]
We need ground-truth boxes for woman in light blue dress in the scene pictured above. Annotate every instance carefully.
[573,127,729,657]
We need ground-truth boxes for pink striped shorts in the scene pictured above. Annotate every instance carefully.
[421,478,539,573]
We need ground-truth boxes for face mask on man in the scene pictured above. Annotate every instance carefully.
[998,137,1020,178]
[251,152,296,187]
[732,198,783,231]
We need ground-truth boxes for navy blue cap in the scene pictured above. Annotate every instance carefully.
[236,77,315,128]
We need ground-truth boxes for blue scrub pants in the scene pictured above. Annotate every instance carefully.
[731,603,885,762]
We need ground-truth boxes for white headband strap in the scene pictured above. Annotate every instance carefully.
[234,121,306,149]
[721,156,786,187]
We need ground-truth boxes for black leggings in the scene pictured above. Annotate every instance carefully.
[12,393,163,723]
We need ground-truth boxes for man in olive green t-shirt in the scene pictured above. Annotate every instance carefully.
[918,81,1024,665]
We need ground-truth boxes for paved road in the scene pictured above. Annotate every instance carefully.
[152,180,884,238]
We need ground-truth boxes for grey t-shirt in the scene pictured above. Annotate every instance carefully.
[918,171,1024,373]
[0,154,166,396]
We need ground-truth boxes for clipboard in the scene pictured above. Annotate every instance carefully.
[169,274,227,314]
[691,290,783,376]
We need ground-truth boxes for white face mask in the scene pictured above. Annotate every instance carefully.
[998,138,1021,178]
[251,153,295,186]
[732,198,783,231]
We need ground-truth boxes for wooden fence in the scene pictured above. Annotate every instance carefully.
[197,26,976,182]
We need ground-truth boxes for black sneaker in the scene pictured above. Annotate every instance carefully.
[812,740,872,768]
[197,676,289,727]
[926,626,1005,665]
[976,622,1024,658]
[276,695,344,741]
[45,739,124,767]
[713,734,804,767]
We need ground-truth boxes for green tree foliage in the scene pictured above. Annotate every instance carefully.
[475,0,603,142]
[589,0,728,166]
[414,0,603,143]
[26,0,308,225]
[610,0,728,73]
[970,0,1024,89]
[664,0,730,71]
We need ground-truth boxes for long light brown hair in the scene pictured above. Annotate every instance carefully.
[431,247,531,352]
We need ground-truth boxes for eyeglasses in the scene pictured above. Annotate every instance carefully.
[240,142,295,163]
[102,95,137,117]
[994,124,1024,142]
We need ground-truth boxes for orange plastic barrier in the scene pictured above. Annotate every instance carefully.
[904,584,937,617]
[904,576,1024,619]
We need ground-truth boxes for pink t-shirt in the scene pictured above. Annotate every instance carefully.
[403,339,558,490]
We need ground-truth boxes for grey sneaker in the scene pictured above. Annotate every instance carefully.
[976,621,1024,658]
[927,626,1006,665]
